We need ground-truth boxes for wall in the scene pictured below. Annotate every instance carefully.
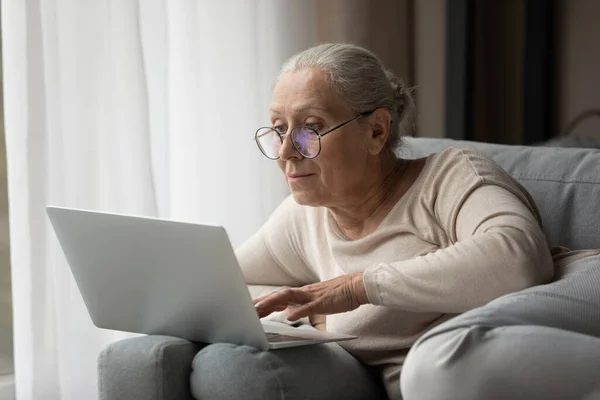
[315,0,414,85]
[414,0,446,138]
[472,0,524,144]
[413,0,600,142]
[555,0,600,137]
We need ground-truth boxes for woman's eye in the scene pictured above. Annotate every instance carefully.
[273,125,286,134]
[305,123,321,131]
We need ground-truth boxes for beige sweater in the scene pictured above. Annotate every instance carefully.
[235,147,554,397]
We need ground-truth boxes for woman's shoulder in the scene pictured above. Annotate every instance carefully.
[428,145,494,170]
[417,146,541,226]
[423,146,515,186]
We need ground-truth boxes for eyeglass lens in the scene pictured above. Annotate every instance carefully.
[256,127,320,159]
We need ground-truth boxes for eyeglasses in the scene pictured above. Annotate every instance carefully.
[254,110,375,160]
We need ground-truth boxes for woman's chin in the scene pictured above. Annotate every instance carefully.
[290,190,322,207]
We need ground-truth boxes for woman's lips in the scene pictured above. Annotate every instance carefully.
[287,173,315,183]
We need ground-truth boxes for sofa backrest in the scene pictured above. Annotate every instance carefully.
[401,137,600,251]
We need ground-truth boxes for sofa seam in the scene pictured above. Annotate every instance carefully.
[157,342,163,400]
[154,340,194,400]
[261,351,286,400]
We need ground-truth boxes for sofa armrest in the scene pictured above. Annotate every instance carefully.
[99,335,203,400]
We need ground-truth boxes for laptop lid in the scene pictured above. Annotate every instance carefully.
[46,206,269,350]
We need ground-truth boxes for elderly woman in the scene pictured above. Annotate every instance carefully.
[190,43,556,399]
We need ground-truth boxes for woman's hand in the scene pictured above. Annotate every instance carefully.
[253,272,369,321]
[309,314,327,331]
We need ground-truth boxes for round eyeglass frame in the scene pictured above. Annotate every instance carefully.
[254,110,375,160]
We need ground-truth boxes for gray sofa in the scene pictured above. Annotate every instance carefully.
[98,137,600,400]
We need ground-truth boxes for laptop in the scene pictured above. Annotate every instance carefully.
[46,206,357,350]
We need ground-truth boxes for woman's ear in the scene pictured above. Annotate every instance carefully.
[365,108,392,155]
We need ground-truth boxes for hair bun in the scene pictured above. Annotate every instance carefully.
[385,69,407,118]
[385,68,416,137]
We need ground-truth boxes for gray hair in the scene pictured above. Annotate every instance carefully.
[277,43,416,150]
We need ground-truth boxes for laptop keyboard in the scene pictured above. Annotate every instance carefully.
[265,332,311,343]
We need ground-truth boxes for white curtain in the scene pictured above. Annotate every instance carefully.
[1,0,325,398]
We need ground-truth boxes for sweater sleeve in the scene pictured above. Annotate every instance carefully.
[362,185,554,313]
[235,195,318,289]
[235,196,318,325]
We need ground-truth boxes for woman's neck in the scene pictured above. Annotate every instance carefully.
[328,153,412,240]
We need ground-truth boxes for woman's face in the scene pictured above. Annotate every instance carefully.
[270,68,378,207]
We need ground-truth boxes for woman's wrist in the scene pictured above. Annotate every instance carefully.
[350,272,370,305]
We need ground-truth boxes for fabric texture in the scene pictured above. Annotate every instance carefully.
[98,335,203,400]
[401,253,600,400]
[190,325,385,400]
[235,147,554,398]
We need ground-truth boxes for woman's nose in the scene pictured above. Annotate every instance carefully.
[279,132,302,160]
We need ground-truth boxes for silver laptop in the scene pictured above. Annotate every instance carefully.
[46,206,357,350]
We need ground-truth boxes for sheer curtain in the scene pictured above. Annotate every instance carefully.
[2,0,413,398]
[1,0,322,398]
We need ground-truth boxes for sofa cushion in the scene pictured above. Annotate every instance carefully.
[401,137,600,250]
[98,335,203,400]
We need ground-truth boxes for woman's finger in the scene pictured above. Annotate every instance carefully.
[256,288,311,310]
[256,304,287,318]
[254,288,304,307]
[255,289,313,319]
[286,301,320,321]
